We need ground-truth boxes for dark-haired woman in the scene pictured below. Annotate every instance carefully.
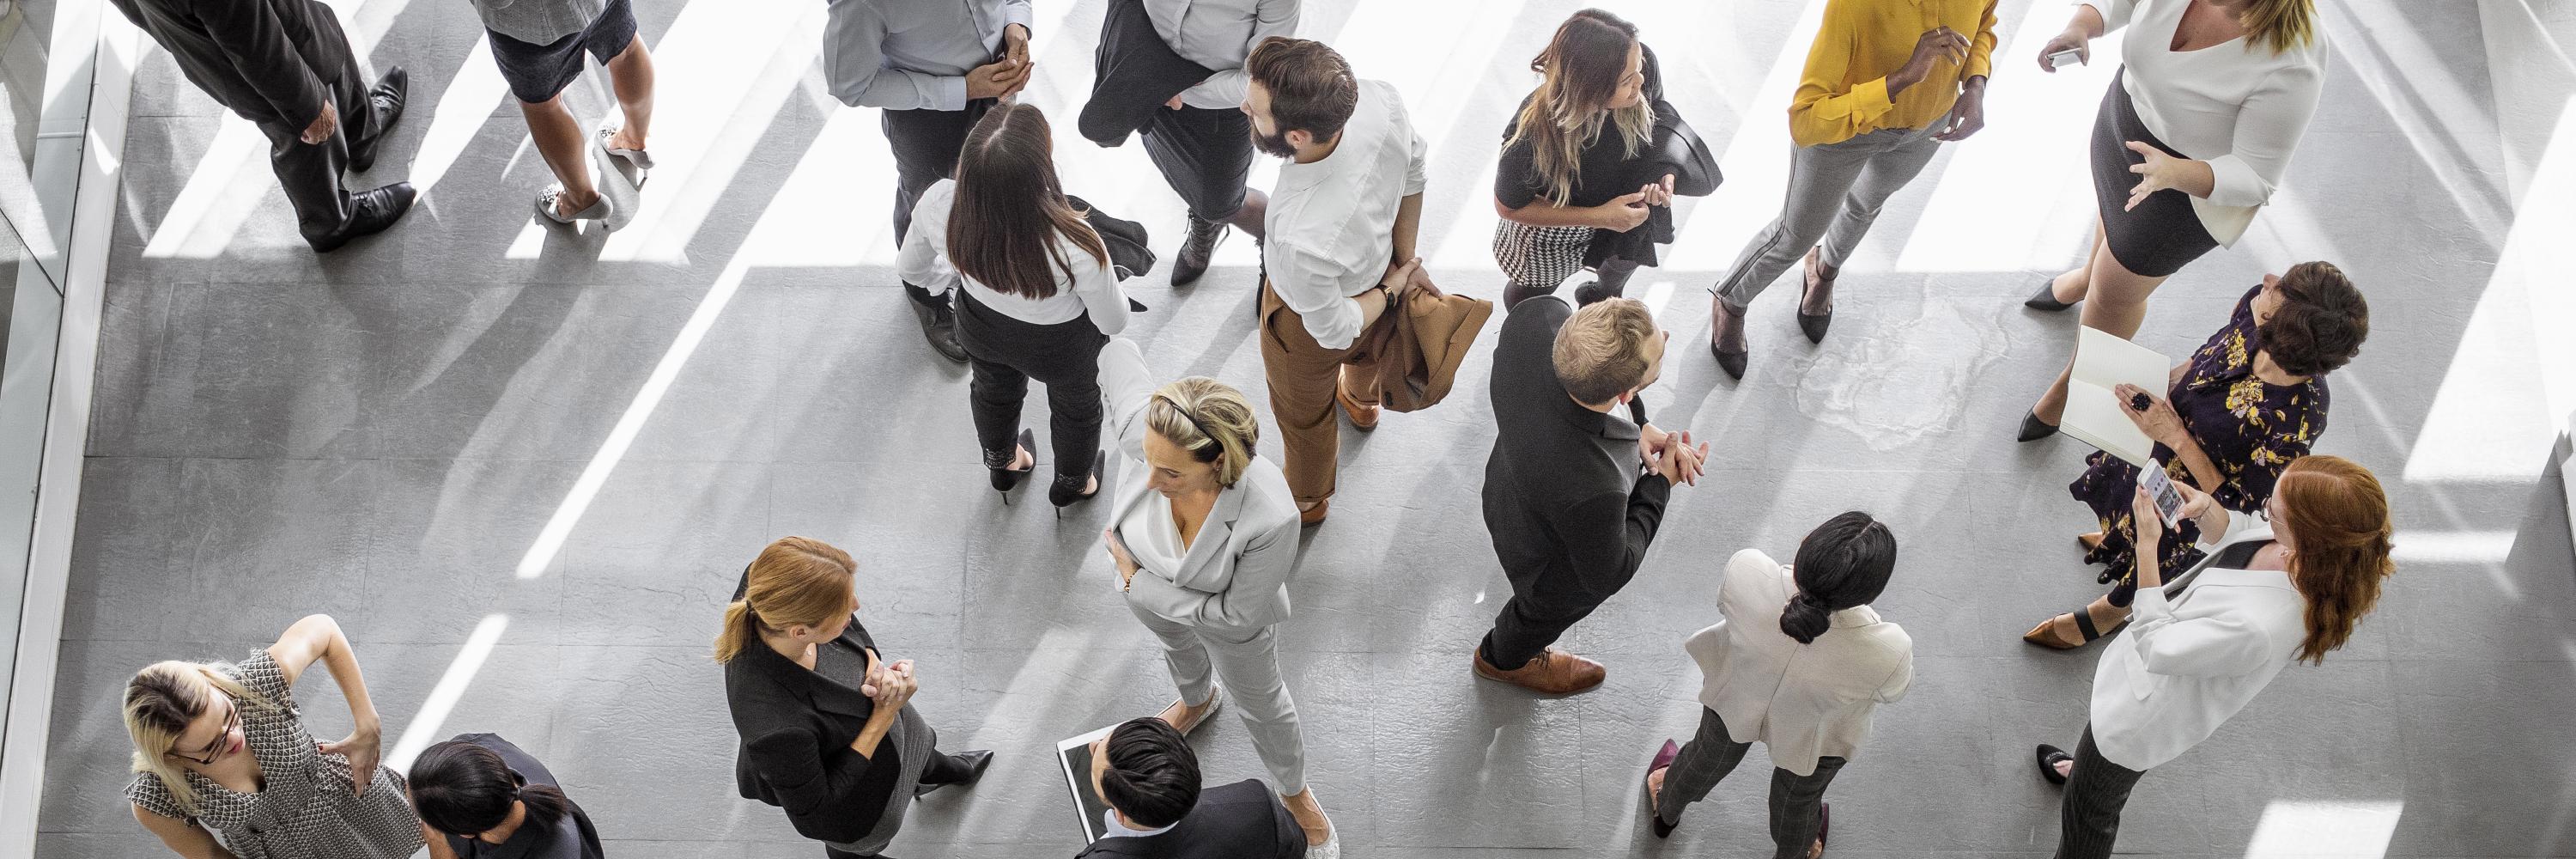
[2034,456,2393,859]
[899,102,1133,508]
[1492,9,1703,310]
[411,734,604,859]
[2025,262,2366,649]
[1643,514,1912,856]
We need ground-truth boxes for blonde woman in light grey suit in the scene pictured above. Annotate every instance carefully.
[1094,337,1334,850]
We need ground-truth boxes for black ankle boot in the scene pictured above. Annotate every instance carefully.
[1171,216,1225,286]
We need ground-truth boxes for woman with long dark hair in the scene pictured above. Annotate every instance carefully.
[898,102,1133,509]
[1491,9,1686,309]
[410,734,605,858]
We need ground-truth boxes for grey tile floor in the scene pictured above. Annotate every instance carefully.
[35,0,2576,856]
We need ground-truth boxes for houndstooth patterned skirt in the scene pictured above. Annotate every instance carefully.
[1492,222,1595,289]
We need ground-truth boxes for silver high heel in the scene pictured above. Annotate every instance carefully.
[535,186,612,225]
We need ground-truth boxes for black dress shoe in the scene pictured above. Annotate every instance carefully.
[308,182,416,253]
[1170,216,1224,286]
[349,66,408,174]
[2016,409,2060,442]
[2024,277,2077,312]
[915,749,994,795]
[904,287,968,363]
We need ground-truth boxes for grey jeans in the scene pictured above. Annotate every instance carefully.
[1656,708,1845,859]
[1129,604,1309,794]
[1713,125,1943,310]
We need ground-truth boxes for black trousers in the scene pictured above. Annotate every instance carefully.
[1478,509,1635,671]
[882,100,995,244]
[954,291,1109,485]
[2055,726,2148,859]
[250,25,387,242]
[1077,0,1252,222]
[1656,708,1844,859]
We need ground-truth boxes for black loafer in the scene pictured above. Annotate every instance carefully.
[2016,410,2059,442]
[308,182,416,253]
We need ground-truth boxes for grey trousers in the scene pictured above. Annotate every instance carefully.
[1129,604,1309,793]
[1656,708,1844,859]
[1713,126,1942,310]
[2055,727,2147,859]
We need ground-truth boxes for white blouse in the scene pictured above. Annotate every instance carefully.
[2083,0,2324,246]
[1684,549,1914,777]
[1119,497,1189,582]
[896,179,1131,334]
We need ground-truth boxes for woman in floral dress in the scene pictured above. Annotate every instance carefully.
[2023,261,2369,649]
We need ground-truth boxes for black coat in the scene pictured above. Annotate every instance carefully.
[1480,297,1672,595]
[1075,780,1305,859]
[106,0,352,129]
[721,578,901,844]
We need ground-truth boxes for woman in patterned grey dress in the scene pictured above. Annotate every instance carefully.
[122,614,422,859]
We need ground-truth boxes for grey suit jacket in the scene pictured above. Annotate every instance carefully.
[1098,338,1301,631]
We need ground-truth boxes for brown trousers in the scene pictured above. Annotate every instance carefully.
[1259,282,1385,504]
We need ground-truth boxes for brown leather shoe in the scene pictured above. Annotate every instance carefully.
[1335,380,1379,431]
[1472,645,1605,695]
[1299,498,1328,527]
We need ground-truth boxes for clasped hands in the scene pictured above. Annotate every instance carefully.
[1637,423,1710,486]
[1595,174,1678,233]
[968,23,1036,101]
[858,656,920,710]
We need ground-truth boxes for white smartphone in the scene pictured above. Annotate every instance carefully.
[2046,48,2084,70]
[2139,460,2186,527]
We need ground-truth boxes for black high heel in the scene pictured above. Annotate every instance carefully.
[1050,450,1106,513]
[2016,410,2060,442]
[988,430,1035,502]
[2025,277,2078,312]
[2035,745,2074,785]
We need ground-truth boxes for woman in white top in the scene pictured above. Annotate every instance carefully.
[1645,513,1912,858]
[898,102,1133,509]
[2016,0,2326,442]
[2033,454,2392,859]
[1092,336,1334,849]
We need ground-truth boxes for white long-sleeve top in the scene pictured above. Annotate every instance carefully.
[2083,0,2324,246]
[2087,508,2309,771]
[1263,79,1428,350]
[1144,0,1300,109]
[896,180,1129,335]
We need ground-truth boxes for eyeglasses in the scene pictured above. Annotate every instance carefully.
[167,695,240,766]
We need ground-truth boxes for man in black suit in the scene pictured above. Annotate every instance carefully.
[108,0,415,252]
[1473,295,1705,695]
[1078,717,1303,859]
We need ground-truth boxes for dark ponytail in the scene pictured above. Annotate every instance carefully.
[1779,512,1899,645]
[410,740,573,837]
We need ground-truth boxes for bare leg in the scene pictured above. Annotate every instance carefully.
[521,95,599,216]
[2049,214,2111,304]
[2030,241,2166,424]
[603,36,655,151]
[1225,187,1268,241]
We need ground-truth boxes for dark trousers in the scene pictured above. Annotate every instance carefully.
[2055,727,2147,859]
[1077,0,1252,222]
[954,291,1109,485]
[882,100,995,244]
[1655,708,1843,859]
[1477,504,1634,670]
[252,29,386,242]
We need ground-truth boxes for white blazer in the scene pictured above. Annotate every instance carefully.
[2088,509,2308,771]
[1097,338,1302,632]
[1685,549,1913,777]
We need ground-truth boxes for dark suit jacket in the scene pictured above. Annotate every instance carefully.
[106,0,352,129]
[721,576,901,844]
[1480,296,1672,596]
[1076,779,1305,859]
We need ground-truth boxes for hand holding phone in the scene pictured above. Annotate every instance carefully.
[2045,48,2084,70]
[2138,460,2186,527]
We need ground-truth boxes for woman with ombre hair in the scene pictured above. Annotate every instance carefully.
[718,537,991,859]
[1490,8,1687,310]
[2030,454,2393,859]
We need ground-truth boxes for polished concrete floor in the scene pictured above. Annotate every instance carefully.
[33,0,2576,856]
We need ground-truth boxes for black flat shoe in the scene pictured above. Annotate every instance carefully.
[308,182,416,253]
[2025,277,2077,312]
[2016,410,2059,442]
[1050,450,1106,511]
[2035,745,2073,785]
[987,429,1035,497]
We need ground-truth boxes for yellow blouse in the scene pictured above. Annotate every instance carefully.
[1789,0,2000,147]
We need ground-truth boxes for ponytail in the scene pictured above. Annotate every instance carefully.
[715,538,860,664]
[713,599,761,665]
[515,783,573,825]
[1777,592,1832,645]
[410,740,574,837]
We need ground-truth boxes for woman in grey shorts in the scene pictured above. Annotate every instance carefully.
[473,0,658,224]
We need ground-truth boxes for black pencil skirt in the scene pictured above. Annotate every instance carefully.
[2092,69,2219,279]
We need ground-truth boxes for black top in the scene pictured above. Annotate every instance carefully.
[106,0,347,129]
[1480,297,1672,588]
[721,573,902,844]
[438,734,605,859]
[1494,45,1688,266]
[1075,780,1305,859]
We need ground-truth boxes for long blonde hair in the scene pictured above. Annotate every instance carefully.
[124,661,273,816]
[714,537,859,664]
[2238,0,2318,54]
[1505,9,1654,206]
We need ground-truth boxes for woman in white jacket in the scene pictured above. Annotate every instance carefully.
[2033,454,2393,859]
[1644,512,1912,858]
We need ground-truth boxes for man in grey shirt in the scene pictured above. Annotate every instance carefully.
[1078,0,1298,287]
[821,0,1036,362]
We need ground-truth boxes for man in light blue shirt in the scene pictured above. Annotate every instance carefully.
[821,0,1036,362]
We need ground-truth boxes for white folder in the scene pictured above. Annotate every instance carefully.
[2062,326,2170,467]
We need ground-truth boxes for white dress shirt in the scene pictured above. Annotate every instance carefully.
[1262,79,1429,350]
[1143,0,1300,109]
[897,180,1130,334]
[1684,549,1913,777]
[2087,508,2308,771]
[822,0,1035,111]
[2082,0,2324,246]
